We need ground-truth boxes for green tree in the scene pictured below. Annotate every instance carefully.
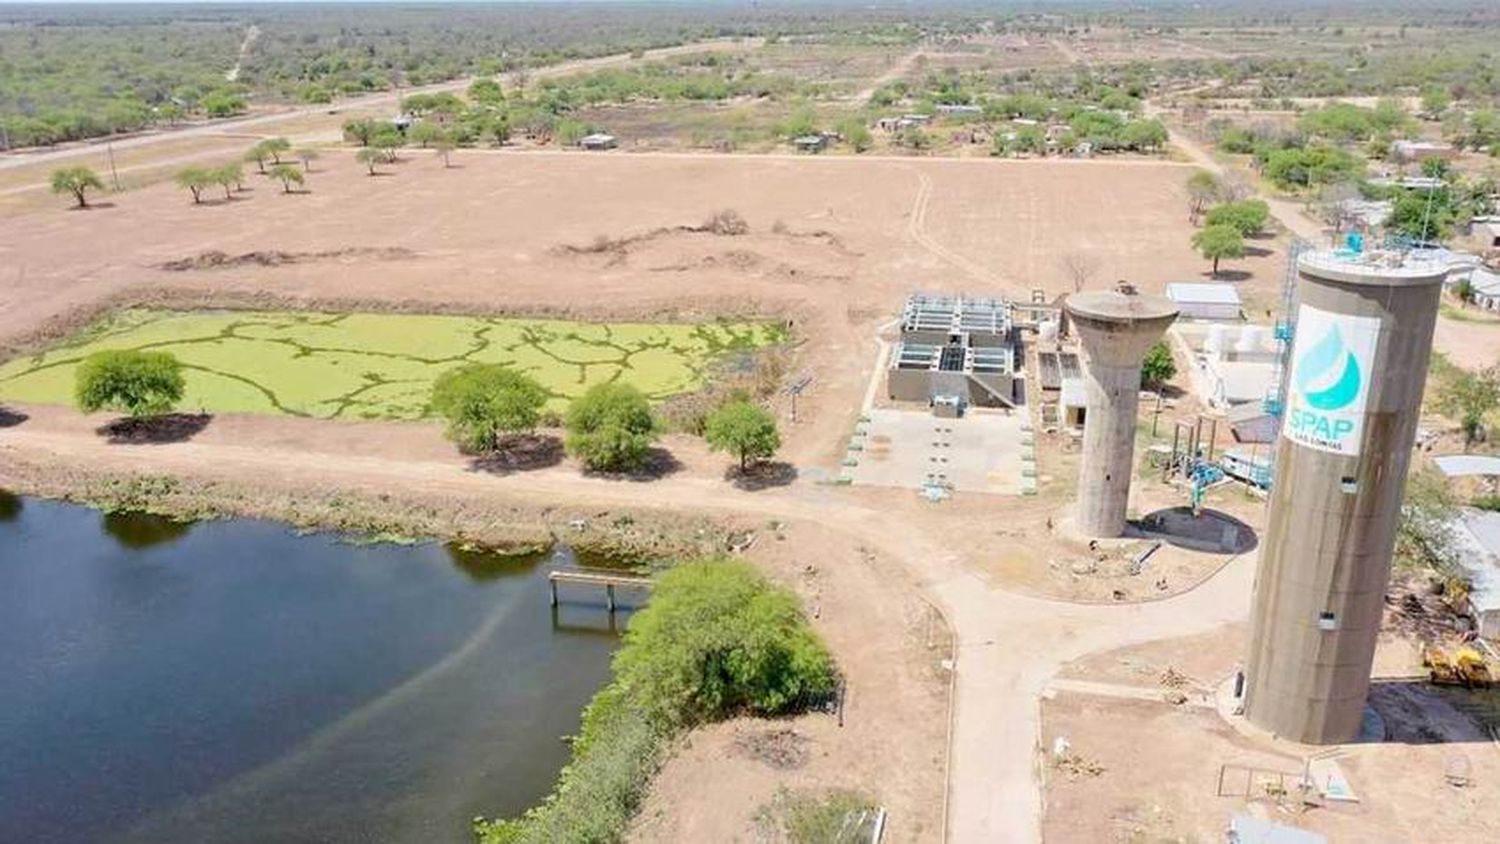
[409,121,446,148]
[1421,86,1451,119]
[1204,199,1271,236]
[1439,365,1500,451]
[75,350,184,418]
[175,166,214,204]
[295,148,320,172]
[268,163,304,193]
[1191,224,1245,277]
[704,401,780,471]
[469,78,505,105]
[213,162,244,199]
[1453,277,1475,308]
[244,142,270,173]
[1141,341,1177,390]
[262,136,291,164]
[1186,169,1222,223]
[356,147,384,176]
[565,382,658,472]
[50,166,104,208]
[838,118,873,153]
[1388,189,1456,241]
[431,364,549,453]
[489,117,512,147]
[1120,118,1168,152]
[343,118,377,146]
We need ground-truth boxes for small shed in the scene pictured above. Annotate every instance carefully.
[579,133,617,151]
[1060,376,1087,428]
[1478,220,1500,249]
[1448,509,1500,641]
[1167,282,1243,321]
[793,135,828,153]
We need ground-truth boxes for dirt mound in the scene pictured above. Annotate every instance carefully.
[158,247,417,272]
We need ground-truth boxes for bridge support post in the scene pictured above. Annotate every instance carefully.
[549,580,558,607]
[606,584,616,612]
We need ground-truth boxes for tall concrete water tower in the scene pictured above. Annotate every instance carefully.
[1066,288,1179,537]
[1244,249,1449,744]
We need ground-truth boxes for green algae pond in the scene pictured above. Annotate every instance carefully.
[0,309,785,419]
[0,492,638,843]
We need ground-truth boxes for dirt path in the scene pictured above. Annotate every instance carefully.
[0,412,1257,844]
[226,24,260,83]
[855,48,924,104]
[1146,100,1325,243]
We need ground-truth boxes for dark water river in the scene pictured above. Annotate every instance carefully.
[0,492,631,843]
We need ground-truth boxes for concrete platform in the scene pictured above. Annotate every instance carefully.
[849,407,1028,495]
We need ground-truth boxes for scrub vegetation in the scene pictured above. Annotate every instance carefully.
[474,559,836,844]
[0,310,784,420]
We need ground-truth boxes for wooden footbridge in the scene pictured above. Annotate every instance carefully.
[548,568,653,611]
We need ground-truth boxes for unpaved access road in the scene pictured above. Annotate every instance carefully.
[0,416,1256,844]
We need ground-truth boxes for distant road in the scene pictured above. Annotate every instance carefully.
[0,38,758,174]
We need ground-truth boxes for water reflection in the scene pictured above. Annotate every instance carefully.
[443,542,546,582]
[0,490,20,522]
[101,510,195,550]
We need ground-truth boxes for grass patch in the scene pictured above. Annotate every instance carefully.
[0,309,785,420]
[475,559,836,844]
[754,788,879,844]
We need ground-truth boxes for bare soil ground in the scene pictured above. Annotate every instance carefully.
[631,520,951,843]
[1043,623,1500,843]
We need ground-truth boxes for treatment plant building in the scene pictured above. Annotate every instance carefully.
[886,294,1018,410]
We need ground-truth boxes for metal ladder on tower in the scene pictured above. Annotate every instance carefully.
[1263,239,1305,421]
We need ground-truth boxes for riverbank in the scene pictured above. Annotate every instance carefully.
[0,449,742,563]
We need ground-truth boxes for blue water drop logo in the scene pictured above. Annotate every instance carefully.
[1296,324,1362,411]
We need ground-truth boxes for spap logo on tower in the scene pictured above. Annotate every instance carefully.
[1283,304,1381,457]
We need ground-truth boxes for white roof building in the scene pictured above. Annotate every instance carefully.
[1447,509,1500,640]
[1166,282,1243,321]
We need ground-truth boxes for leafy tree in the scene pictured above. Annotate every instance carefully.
[838,118,872,153]
[1120,118,1168,152]
[1453,277,1475,308]
[75,350,184,418]
[704,401,780,471]
[295,148,320,172]
[430,363,548,452]
[261,136,291,164]
[410,121,446,148]
[268,163,304,193]
[898,126,931,150]
[343,118,377,146]
[50,166,104,208]
[1421,157,1452,180]
[1396,467,1462,575]
[488,117,512,146]
[1263,146,1360,189]
[202,92,245,118]
[356,147,384,176]
[1388,189,1456,241]
[175,166,214,203]
[564,382,658,472]
[213,162,244,199]
[244,142,270,173]
[1191,224,1245,277]
[469,78,505,105]
[371,128,405,161]
[1141,341,1177,390]
[1421,86,1451,119]
[1204,199,1271,236]
[1439,365,1499,451]
[1186,169,1222,223]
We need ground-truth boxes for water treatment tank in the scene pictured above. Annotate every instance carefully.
[1205,323,1229,357]
[1235,325,1264,354]
[1242,249,1450,744]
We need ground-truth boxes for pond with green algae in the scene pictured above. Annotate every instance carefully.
[0,492,642,843]
[0,309,785,419]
